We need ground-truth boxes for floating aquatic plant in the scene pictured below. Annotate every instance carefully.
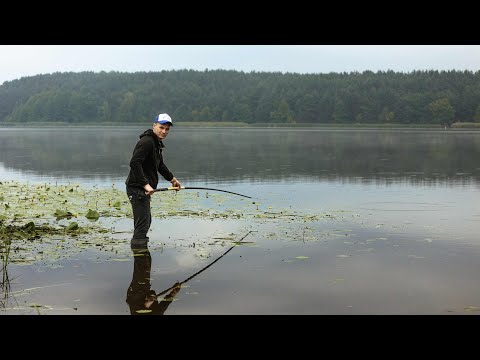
[0,180,335,266]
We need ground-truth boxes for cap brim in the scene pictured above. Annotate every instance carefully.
[157,120,173,126]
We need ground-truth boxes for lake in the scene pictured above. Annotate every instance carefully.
[1,126,480,314]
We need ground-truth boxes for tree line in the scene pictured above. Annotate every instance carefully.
[1,69,479,126]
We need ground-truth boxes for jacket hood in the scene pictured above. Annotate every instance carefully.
[139,128,155,139]
[139,128,164,148]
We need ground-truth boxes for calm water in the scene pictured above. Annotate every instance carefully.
[1,127,480,314]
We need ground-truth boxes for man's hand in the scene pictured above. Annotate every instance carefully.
[144,184,155,195]
[169,282,182,296]
[170,177,182,190]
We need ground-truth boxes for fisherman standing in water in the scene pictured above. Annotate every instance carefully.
[125,113,182,248]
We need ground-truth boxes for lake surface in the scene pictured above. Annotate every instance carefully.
[1,127,480,315]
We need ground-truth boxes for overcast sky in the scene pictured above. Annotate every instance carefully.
[1,45,479,85]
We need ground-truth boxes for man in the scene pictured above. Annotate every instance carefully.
[125,113,181,247]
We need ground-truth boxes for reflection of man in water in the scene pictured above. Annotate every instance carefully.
[126,245,181,315]
[126,231,253,314]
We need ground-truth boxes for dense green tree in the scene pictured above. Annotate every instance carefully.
[378,107,395,124]
[231,102,253,122]
[429,98,455,127]
[296,93,320,123]
[117,92,136,123]
[332,97,349,123]
[474,104,480,123]
[271,99,295,123]
[98,101,111,122]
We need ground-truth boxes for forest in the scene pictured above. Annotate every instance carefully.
[1,69,479,126]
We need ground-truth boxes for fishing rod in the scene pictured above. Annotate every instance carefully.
[154,186,252,199]
[154,230,254,299]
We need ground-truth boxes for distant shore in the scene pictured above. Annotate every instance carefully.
[1,121,479,130]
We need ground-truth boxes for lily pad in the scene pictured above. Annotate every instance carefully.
[85,209,100,220]
[54,209,75,220]
[66,222,79,231]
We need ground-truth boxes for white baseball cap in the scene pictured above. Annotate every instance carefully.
[153,113,173,126]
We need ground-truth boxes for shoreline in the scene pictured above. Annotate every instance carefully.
[1,121,479,130]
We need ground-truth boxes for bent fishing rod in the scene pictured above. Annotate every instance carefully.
[154,230,254,299]
[154,186,252,199]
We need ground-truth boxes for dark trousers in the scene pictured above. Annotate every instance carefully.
[126,186,152,243]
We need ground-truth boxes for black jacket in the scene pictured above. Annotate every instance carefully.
[125,129,174,190]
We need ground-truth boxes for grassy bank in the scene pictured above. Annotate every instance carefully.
[451,122,480,129]
[250,123,443,128]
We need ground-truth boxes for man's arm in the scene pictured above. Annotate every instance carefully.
[158,163,182,189]
[129,140,151,188]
